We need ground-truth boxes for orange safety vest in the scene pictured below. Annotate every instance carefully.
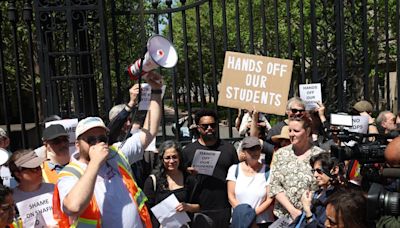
[41,161,59,184]
[52,147,152,228]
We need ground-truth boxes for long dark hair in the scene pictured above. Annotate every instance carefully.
[153,140,185,191]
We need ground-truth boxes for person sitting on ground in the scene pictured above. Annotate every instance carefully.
[227,136,275,227]
[143,140,199,227]
[9,149,57,227]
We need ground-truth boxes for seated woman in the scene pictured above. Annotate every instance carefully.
[290,152,345,227]
[8,149,56,227]
[143,140,199,227]
[227,136,274,227]
[268,114,325,220]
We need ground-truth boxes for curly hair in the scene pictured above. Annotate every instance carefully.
[152,140,185,191]
[194,109,218,125]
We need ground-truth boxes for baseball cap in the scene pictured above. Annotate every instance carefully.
[271,126,290,143]
[353,100,373,113]
[241,136,261,149]
[14,151,46,168]
[0,128,7,138]
[42,124,68,141]
[75,117,109,139]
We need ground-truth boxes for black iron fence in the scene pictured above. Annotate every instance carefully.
[0,0,399,151]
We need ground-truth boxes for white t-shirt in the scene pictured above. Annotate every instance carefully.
[58,131,144,228]
[226,163,274,224]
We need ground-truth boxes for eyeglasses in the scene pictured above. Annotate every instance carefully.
[80,135,108,146]
[20,166,41,173]
[48,136,69,145]
[198,123,218,130]
[163,155,179,161]
[291,109,305,114]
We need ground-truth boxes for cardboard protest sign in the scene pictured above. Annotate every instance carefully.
[16,193,57,228]
[192,150,221,176]
[218,51,293,115]
[299,83,322,110]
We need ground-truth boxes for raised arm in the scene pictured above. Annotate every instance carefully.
[140,72,163,149]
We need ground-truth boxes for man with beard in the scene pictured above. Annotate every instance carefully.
[182,109,239,228]
[41,124,70,184]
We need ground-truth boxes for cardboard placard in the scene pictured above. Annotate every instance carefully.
[218,51,293,115]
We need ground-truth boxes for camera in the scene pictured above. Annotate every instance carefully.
[367,182,400,220]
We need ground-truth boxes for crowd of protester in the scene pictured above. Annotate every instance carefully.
[0,73,399,227]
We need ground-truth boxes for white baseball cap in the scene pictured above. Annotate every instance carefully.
[75,117,109,139]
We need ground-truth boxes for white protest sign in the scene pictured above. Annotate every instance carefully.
[192,150,221,176]
[346,116,369,134]
[150,194,191,227]
[330,114,353,127]
[299,83,322,110]
[218,51,293,115]
[138,83,166,110]
[16,192,57,228]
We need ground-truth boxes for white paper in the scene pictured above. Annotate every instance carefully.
[192,149,221,176]
[330,113,353,127]
[150,194,191,227]
[16,192,57,228]
[299,83,322,110]
[138,83,166,110]
[346,116,369,134]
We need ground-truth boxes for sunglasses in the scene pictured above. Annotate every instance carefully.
[245,146,261,152]
[80,135,108,146]
[163,155,179,161]
[48,136,69,145]
[198,123,218,130]
[311,168,328,175]
[0,203,14,213]
[291,109,305,114]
